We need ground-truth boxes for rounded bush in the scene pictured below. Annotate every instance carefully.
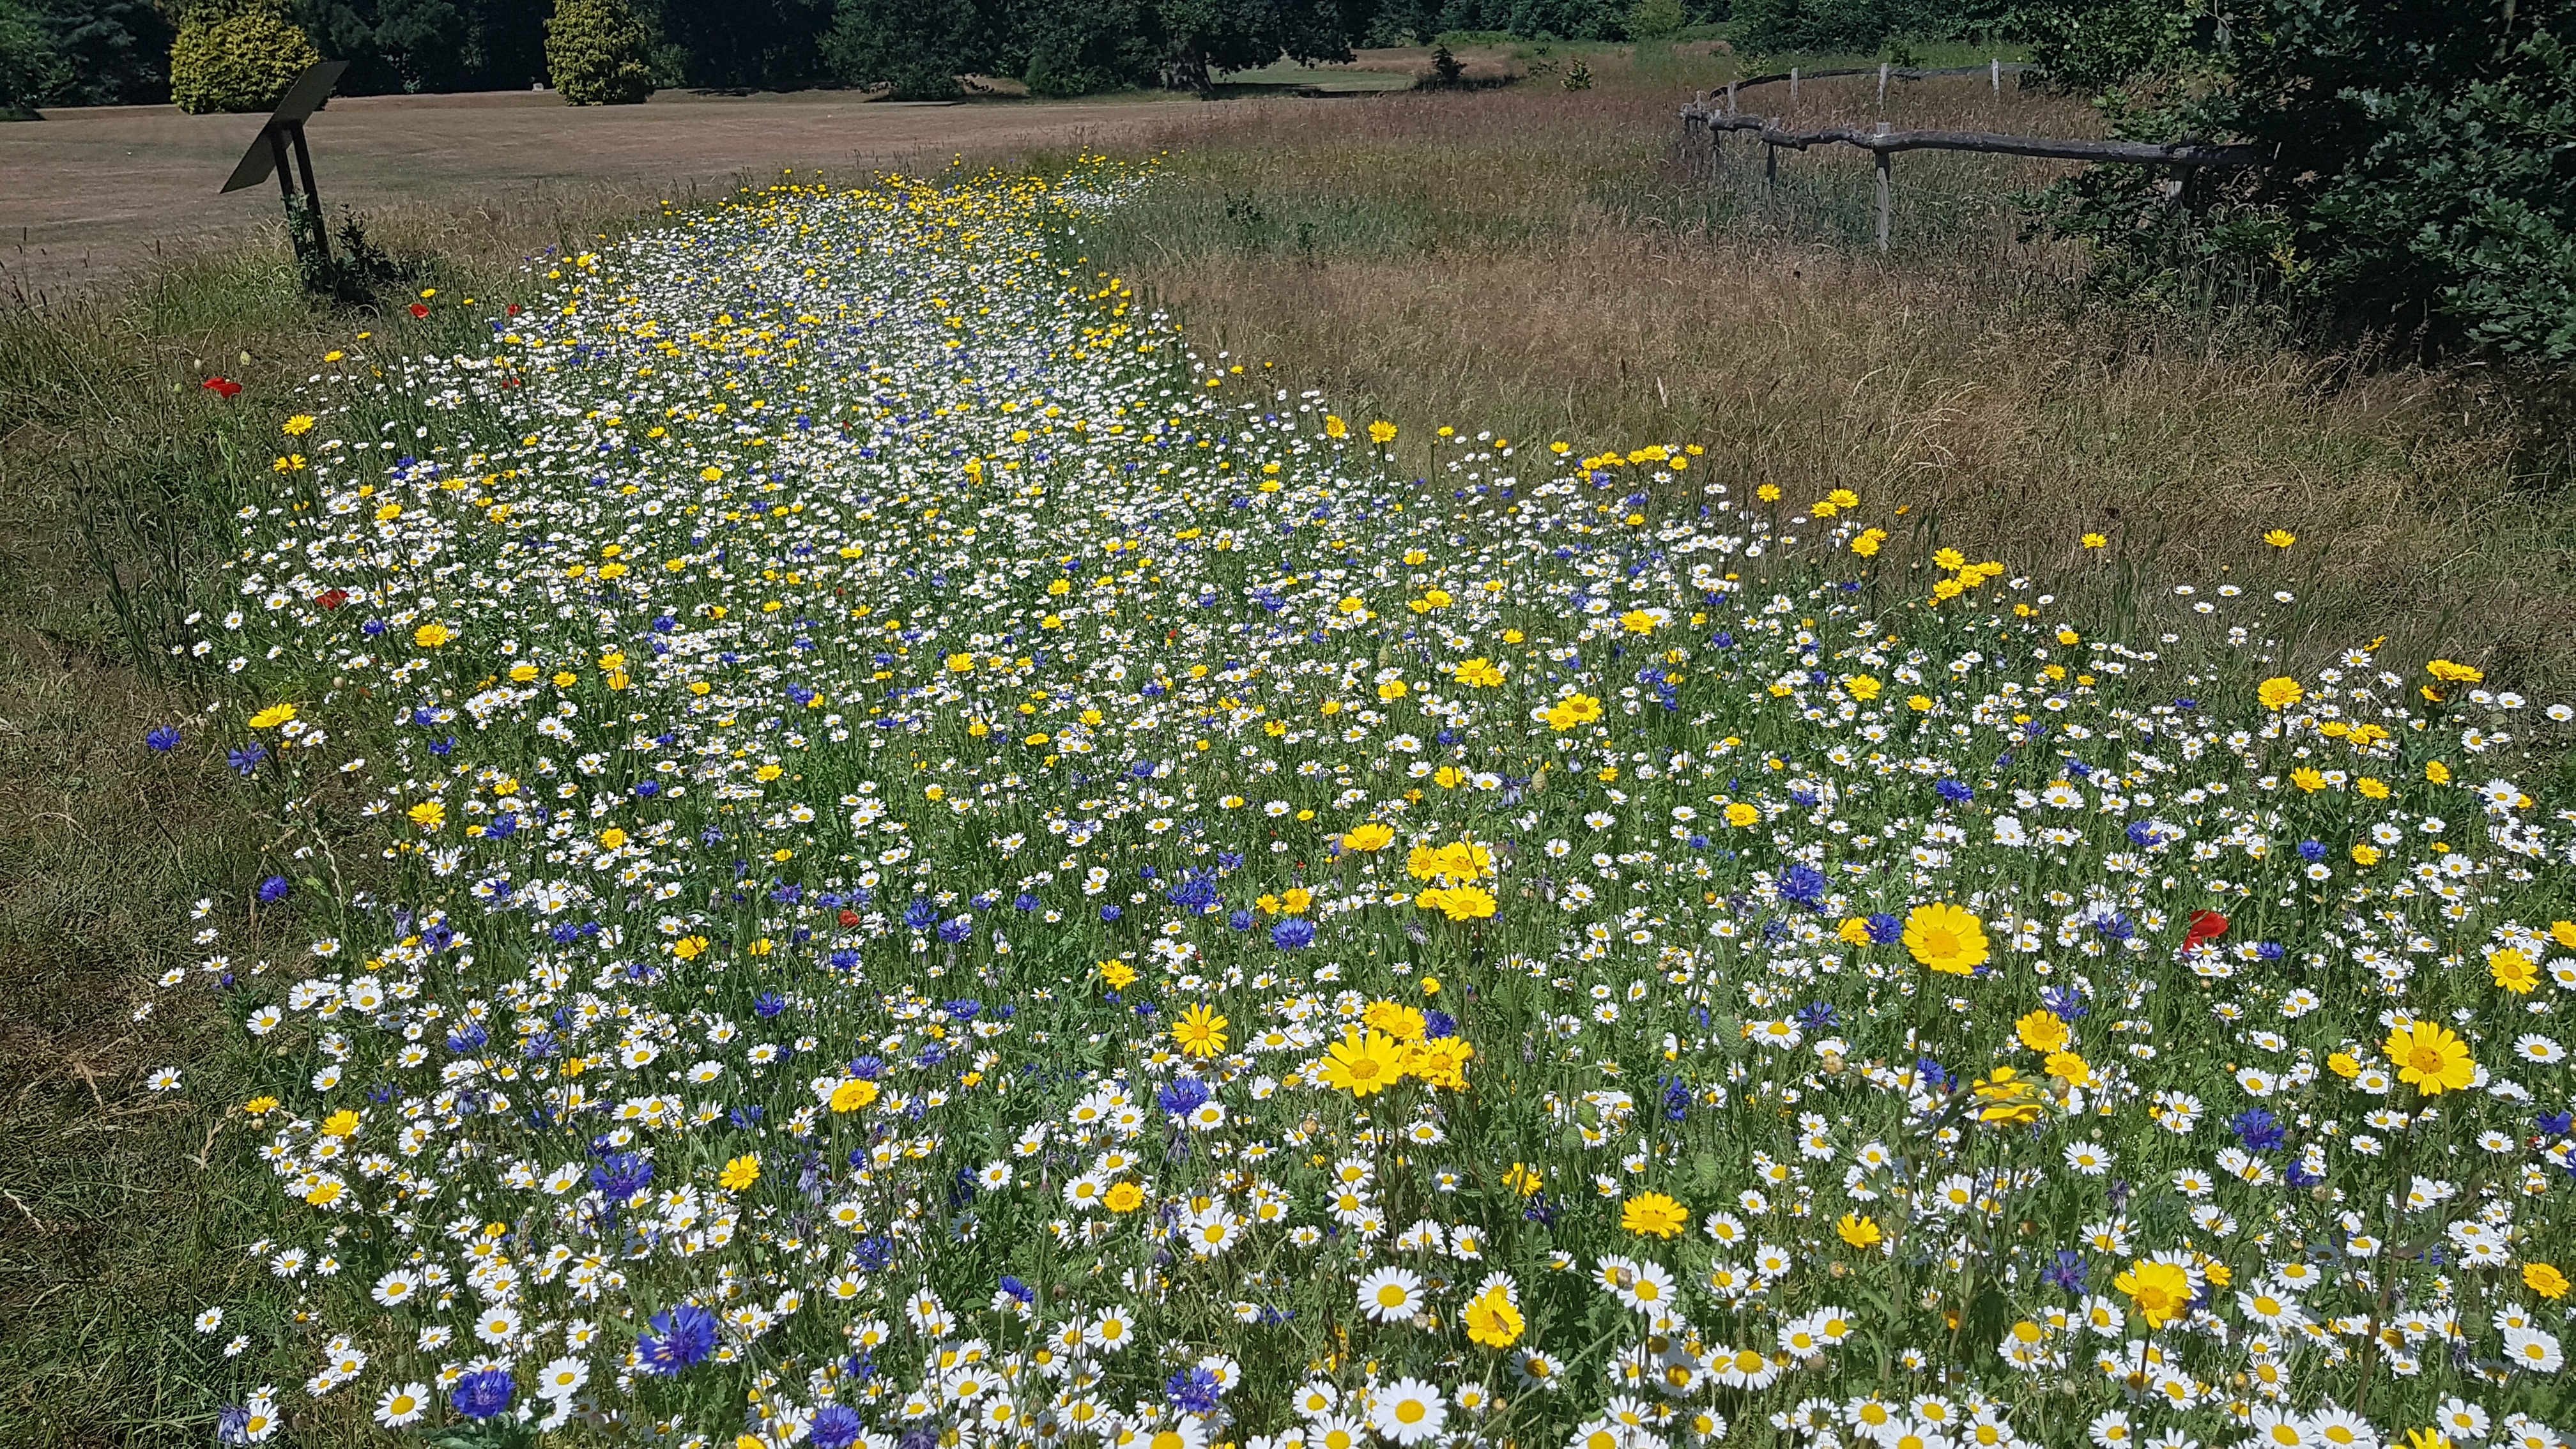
[168,3,319,115]
[546,0,654,106]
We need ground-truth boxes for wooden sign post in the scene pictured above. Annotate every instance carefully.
[218,61,349,271]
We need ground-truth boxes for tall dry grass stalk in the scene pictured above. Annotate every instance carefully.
[1056,50,2575,689]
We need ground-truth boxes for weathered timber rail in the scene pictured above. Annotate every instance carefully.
[1678,69,2267,250]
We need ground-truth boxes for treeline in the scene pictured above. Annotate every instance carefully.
[0,0,2011,110]
[1,1,2563,367]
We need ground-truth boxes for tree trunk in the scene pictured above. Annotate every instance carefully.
[1167,39,1211,96]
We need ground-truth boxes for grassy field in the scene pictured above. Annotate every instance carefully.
[1082,46,2576,689]
[1,43,2570,1445]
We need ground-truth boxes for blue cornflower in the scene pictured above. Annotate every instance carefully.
[999,1274,1036,1306]
[1935,778,1974,804]
[1423,1008,1457,1039]
[1866,912,1902,945]
[2542,1111,2573,1137]
[256,875,289,904]
[1914,1057,1956,1094]
[450,1367,515,1420]
[1013,891,1039,910]
[1165,872,1221,914]
[753,992,786,1019]
[1660,1076,1690,1121]
[590,1151,654,1202]
[1157,1077,1211,1116]
[1777,864,1827,906]
[1166,1367,1223,1415]
[2231,1108,2287,1153]
[937,916,973,944]
[1100,903,1121,923]
[1795,1000,1839,1031]
[2297,839,2327,862]
[144,725,181,752]
[635,1303,719,1376]
[902,899,937,931]
[1228,908,1255,931]
[2042,1250,2089,1293]
[1271,917,1316,949]
[2039,985,2089,1020]
[227,744,266,776]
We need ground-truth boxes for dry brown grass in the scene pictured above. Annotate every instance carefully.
[1070,49,2576,687]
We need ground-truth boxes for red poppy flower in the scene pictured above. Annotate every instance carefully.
[203,377,243,399]
[2184,910,2230,950]
[507,303,521,316]
[410,303,430,318]
[316,588,349,610]
[839,910,861,927]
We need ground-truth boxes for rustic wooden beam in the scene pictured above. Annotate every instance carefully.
[1680,111,2263,168]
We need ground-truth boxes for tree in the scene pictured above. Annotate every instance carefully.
[822,0,977,98]
[2014,0,2576,364]
[0,0,62,118]
[546,0,654,103]
[1156,0,1352,93]
[1626,0,1683,41]
[296,0,549,95]
[31,0,169,105]
[169,0,323,113]
[1018,0,1162,95]
[637,0,833,91]
[1735,0,1987,52]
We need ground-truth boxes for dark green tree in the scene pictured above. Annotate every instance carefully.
[637,0,832,90]
[297,0,548,94]
[1019,0,1162,95]
[1736,0,1995,51]
[1156,0,1352,93]
[822,0,976,97]
[0,0,63,118]
[2014,0,2576,364]
[30,0,170,105]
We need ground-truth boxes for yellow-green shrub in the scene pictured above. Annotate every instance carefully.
[169,2,319,115]
[546,0,654,106]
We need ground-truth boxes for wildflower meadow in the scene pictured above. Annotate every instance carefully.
[150,160,2576,1449]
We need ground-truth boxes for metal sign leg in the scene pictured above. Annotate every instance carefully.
[288,121,330,266]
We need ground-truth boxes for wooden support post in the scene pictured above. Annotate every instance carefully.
[1874,123,1891,251]
[1765,135,1777,189]
[1726,79,1738,116]
[1991,57,2001,94]
[1789,68,1798,104]
[1878,61,1889,111]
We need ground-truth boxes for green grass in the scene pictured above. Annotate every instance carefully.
[0,199,664,1443]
